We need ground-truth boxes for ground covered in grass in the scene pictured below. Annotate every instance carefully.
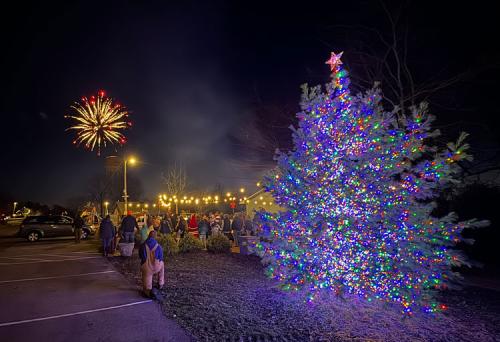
[111,251,500,341]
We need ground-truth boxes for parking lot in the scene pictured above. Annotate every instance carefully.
[0,232,190,341]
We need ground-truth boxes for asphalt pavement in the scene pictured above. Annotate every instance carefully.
[0,227,192,342]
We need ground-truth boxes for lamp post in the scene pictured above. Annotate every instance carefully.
[123,157,136,216]
[12,202,17,216]
[104,201,109,215]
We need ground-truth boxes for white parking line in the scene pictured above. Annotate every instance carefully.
[0,300,153,327]
[0,256,101,265]
[37,253,100,258]
[70,251,101,255]
[0,257,53,262]
[0,251,100,258]
[0,270,116,284]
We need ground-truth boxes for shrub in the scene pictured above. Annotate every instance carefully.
[179,233,204,253]
[157,232,179,257]
[207,234,231,253]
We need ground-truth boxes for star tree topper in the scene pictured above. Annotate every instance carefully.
[325,51,343,71]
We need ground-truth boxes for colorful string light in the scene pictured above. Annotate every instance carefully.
[255,52,480,314]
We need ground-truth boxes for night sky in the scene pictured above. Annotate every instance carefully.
[1,1,499,205]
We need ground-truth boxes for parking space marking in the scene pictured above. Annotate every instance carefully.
[70,251,101,255]
[0,256,101,265]
[0,300,153,327]
[0,256,53,262]
[0,252,99,258]
[37,253,99,258]
[0,270,116,284]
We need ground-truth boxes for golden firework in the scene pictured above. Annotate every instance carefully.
[65,90,131,155]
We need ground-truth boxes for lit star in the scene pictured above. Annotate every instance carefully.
[325,51,343,71]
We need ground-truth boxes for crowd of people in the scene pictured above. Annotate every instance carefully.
[97,210,258,255]
[94,210,258,297]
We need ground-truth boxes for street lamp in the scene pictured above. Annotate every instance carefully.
[104,201,109,215]
[123,156,137,216]
[13,202,18,216]
[240,188,245,193]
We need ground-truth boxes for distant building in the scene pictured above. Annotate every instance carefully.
[245,189,283,218]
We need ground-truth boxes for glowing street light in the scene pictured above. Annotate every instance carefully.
[240,188,245,193]
[123,156,138,213]
[104,201,109,215]
[12,202,18,216]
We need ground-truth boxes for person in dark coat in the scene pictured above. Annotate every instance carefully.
[175,215,187,242]
[100,215,116,256]
[231,213,244,247]
[222,214,232,241]
[73,214,84,244]
[120,210,138,243]
[160,215,172,234]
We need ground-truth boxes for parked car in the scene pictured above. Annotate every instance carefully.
[18,215,95,242]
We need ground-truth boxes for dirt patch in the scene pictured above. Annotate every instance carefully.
[110,252,500,341]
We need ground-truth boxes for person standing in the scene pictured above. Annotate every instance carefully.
[146,213,153,229]
[100,215,115,257]
[231,213,243,247]
[198,215,209,250]
[210,217,221,236]
[152,217,161,232]
[139,230,165,298]
[73,213,84,244]
[222,214,232,241]
[160,214,172,234]
[188,214,199,238]
[120,210,139,243]
[175,215,187,242]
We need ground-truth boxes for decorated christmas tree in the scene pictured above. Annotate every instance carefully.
[256,52,486,314]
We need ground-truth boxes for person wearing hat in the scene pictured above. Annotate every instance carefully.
[139,230,164,298]
[120,210,139,243]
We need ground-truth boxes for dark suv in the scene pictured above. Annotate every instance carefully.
[18,215,94,242]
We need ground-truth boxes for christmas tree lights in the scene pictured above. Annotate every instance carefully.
[256,52,486,314]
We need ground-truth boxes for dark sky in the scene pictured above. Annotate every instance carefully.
[1,1,499,205]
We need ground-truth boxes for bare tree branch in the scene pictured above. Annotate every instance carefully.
[162,162,187,196]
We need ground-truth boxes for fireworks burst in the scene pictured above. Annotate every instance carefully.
[65,90,131,155]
